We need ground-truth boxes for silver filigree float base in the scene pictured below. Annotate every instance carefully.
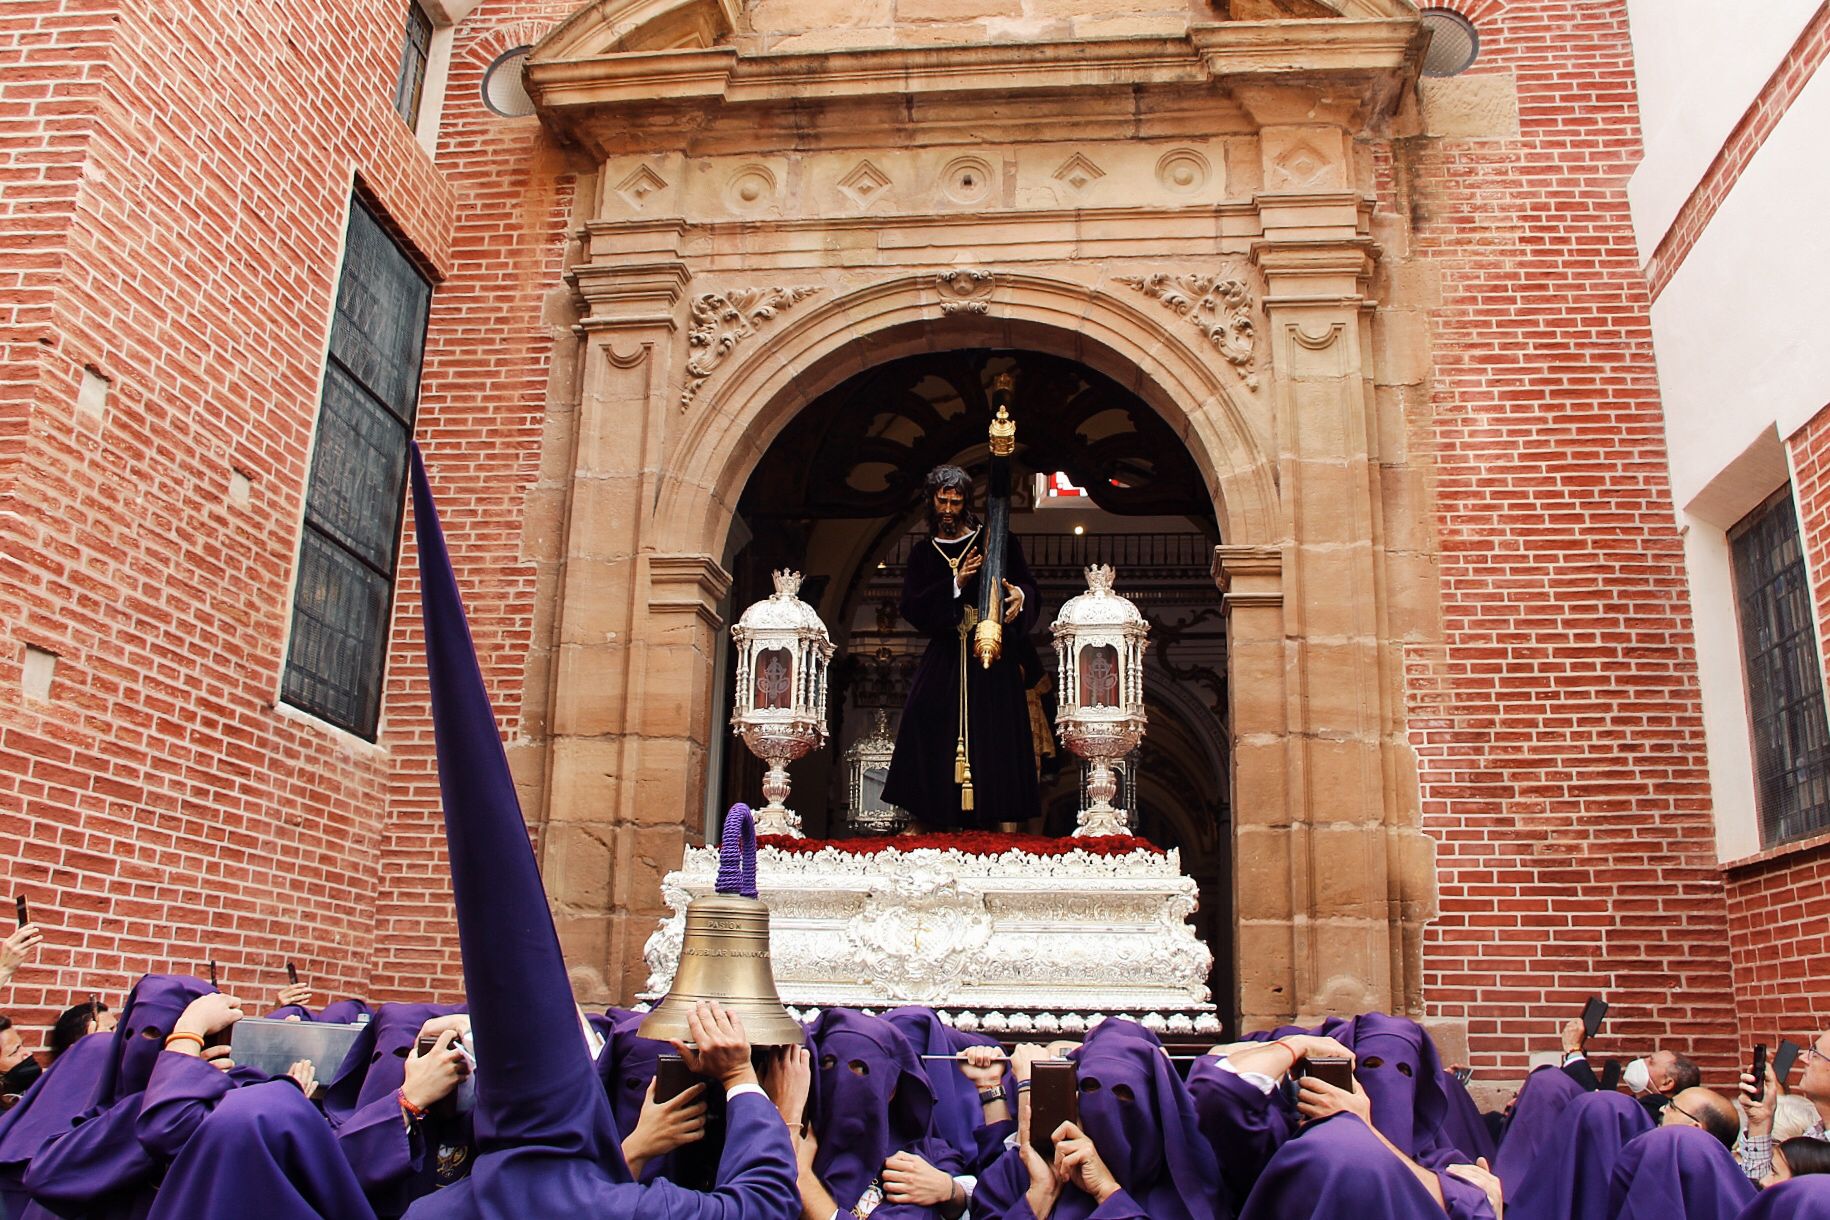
[643,842,1216,1027]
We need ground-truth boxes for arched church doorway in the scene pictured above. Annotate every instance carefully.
[714,348,1234,1005]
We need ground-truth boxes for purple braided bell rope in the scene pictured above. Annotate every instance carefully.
[715,803,759,899]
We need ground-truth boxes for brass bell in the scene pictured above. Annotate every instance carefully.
[638,892,806,1047]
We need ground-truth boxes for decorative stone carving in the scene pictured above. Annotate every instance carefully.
[643,842,1216,1021]
[681,286,823,407]
[1155,148,1211,195]
[1116,271,1260,387]
[615,163,669,209]
[725,163,777,212]
[838,159,892,208]
[1268,142,1337,191]
[939,155,995,206]
[1053,151,1105,194]
[936,269,995,315]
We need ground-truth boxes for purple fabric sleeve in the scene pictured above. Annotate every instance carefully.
[22,1094,159,1218]
[1187,1055,1291,1210]
[134,1051,237,1160]
[334,1092,422,1200]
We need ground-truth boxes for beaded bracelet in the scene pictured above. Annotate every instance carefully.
[163,1031,205,1050]
[397,1088,428,1121]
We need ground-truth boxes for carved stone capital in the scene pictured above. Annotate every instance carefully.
[936,268,996,315]
[1213,543,1283,609]
[1114,269,1261,388]
[570,260,692,332]
[647,552,732,629]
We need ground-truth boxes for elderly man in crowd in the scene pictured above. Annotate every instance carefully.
[1560,1017,1700,1120]
[1741,1026,1830,1183]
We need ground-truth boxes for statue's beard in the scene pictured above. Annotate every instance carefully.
[930,507,979,537]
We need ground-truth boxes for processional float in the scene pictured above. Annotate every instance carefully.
[644,386,1218,1036]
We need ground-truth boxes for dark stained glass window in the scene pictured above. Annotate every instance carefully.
[282,198,431,739]
[1731,486,1830,847]
[393,2,434,128]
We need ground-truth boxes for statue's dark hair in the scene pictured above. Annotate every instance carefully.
[924,464,980,534]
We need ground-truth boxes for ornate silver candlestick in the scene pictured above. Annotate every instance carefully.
[1051,565,1150,836]
[730,570,833,837]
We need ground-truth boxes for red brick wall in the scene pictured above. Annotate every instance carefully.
[1724,833,1830,1050]
[368,4,581,1001]
[0,0,457,1035]
[1403,0,1740,1079]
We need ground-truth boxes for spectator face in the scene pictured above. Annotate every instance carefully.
[1647,1050,1681,1095]
[0,1027,27,1072]
[1800,1030,1830,1102]
[1660,1088,1709,1132]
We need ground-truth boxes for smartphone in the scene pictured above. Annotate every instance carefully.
[1303,1057,1355,1092]
[14,896,27,928]
[1029,1060,1079,1163]
[208,959,219,988]
[1774,1039,1803,1089]
[1599,1059,1622,1091]
[1749,1043,1768,1102]
[655,1053,699,1104]
[1581,996,1609,1041]
[286,961,299,986]
[1453,1066,1474,1086]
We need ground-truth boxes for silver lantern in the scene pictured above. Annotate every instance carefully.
[1050,564,1149,836]
[843,708,908,835]
[730,570,834,838]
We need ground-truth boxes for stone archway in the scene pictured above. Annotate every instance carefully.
[541,261,1438,1036]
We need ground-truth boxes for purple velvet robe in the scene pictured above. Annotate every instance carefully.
[881,1006,1006,1169]
[324,1002,471,1218]
[0,1032,111,1220]
[1606,1125,1756,1220]
[144,1080,375,1219]
[881,528,1041,829]
[1186,1053,1294,1213]
[1492,1064,1585,1200]
[399,448,799,1220]
[22,973,217,1220]
[1506,1088,1652,1220]
[806,1009,963,1218]
[972,1018,1220,1220]
[1436,1070,1498,1165]
[1739,1175,1830,1218]
[1237,1112,1495,1220]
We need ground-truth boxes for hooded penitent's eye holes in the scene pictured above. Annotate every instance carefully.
[393,1047,411,1058]
[139,1026,162,1040]
[1080,1079,1102,1093]
[820,1055,837,1071]
[372,1051,384,1064]
[848,1060,869,1077]
[1113,1084,1136,1104]
[1362,1056,1384,1069]
[1396,1062,1413,1077]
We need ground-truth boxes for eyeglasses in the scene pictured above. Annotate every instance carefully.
[1666,1099,1704,1126]
[1804,1044,1827,1066]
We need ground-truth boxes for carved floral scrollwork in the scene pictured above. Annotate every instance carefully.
[936,269,996,315]
[680,286,823,409]
[1115,272,1260,389]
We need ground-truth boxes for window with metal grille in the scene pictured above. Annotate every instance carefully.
[393,2,434,127]
[1730,486,1830,847]
[282,198,431,740]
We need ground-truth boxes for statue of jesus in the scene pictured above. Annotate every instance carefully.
[881,464,1042,831]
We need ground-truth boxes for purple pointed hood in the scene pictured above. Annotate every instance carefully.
[1240,1111,1493,1220]
[807,1008,951,1210]
[320,1001,467,1124]
[1493,1064,1586,1197]
[1436,1068,1498,1164]
[882,1005,1004,1160]
[0,1030,112,1167]
[98,974,216,1105]
[1067,1017,1221,1220]
[1507,1088,1653,1220]
[1606,1125,1756,1220]
[406,447,627,1181]
[1740,1175,1830,1219]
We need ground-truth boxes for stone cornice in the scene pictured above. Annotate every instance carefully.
[529,21,1422,130]
[647,552,732,630]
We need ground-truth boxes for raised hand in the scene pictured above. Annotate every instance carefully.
[673,1001,757,1089]
[882,1150,956,1206]
[623,1079,708,1176]
[763,1044,811,1128]
[401,1028,467,1112]
[1052,1122,1121,1204]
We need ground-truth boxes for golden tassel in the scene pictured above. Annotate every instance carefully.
[961,780,974,812]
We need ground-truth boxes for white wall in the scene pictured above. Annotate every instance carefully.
[1625,0,1819,257]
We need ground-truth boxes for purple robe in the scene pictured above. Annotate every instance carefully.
[807,1009,962,1219]
[1237,1112,1495,1220]
[973,1018,1220,1220]
[263,998,371,1024]
[1506,1088,1652,1220]
[1492,1064,1585,1199]
[1606,1125,1756,1220]
[1436,1070,1498,1165]
[1332,1013,1459,1169]
[0,1032,111,1219]
[1187,1054,1295,1213]
[399,447,798,1220]
[22,974,217,1220]
[882,1006,1006,1167]
[1739,1175,1830,1218]
[324,1002,470,1218]
[145,1080,375,1219]
[881,529,1041,829]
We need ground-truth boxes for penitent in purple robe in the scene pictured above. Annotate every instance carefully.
[1436,1070,1498,1165]
[881,529,1041,829]
[1606,1125,1755,1220]
[145,1080,375,1219]
[399,447,798,1220]
[0,1031,112,1220]
[1739,1175,1830,1218]
[21,973,217,1220]
[881,1006,1008,1170]
[1186,1052,1295,1214]
[324,1002,470,1218]
[973,1018,1220,1220]
[1238,1112,1496,1220]
[1491,1063,1586,1200]
[806,1009,963,1220]
[1506,1088,1652,1220]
